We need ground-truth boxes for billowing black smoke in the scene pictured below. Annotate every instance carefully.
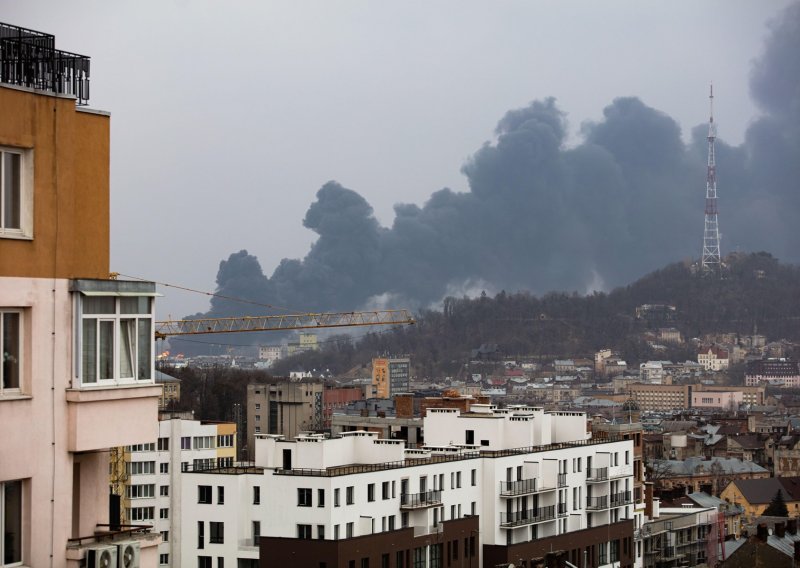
[199,3,800,319]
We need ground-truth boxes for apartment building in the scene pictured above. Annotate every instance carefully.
[745,358,800,387]
[246,380,325,452]
[640,506,721,568]
[118,414,237,567]
[629,384,692,412]
[180,405,636,568]
[0,23,161,567]
[372,356,411,399]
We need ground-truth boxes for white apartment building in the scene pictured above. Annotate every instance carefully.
[122,415,237,567]
[180,405,637,568]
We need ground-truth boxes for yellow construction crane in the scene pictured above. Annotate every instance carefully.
[154,309,415,339]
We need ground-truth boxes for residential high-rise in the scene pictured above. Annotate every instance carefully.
[0,22,161,567]
[372,356,411,398]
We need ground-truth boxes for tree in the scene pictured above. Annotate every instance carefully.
[762,490,789,517]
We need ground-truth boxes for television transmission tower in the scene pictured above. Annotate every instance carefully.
[701,84,721,275]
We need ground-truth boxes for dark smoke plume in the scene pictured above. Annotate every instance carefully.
[199,3,800,320]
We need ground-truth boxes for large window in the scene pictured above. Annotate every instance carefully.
[298,488,312,507]
[1,480,22,566]
[209,522,224,544]
[1,311,20,395]
[79,296,153,385]
[0,148,32,239]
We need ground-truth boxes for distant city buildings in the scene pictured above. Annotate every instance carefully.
[371,356,411,398]
[745,358,800,387]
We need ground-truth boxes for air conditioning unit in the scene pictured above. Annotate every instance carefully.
[86,544,117,568]
[116,540,141,568]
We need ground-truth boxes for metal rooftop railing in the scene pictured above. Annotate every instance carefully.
[0,22,90,104]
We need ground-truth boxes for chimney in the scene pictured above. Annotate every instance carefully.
[787,519,797,535]
[756,523,769,542]
[776,522,786,538]
[645,482,654,519]
[394,394,414,419]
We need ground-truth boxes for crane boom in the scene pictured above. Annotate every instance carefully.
[154,309,415,339]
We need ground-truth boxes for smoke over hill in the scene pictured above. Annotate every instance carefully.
[198,3,800,319]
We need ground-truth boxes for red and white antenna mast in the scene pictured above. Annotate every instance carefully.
[701,83,721,275]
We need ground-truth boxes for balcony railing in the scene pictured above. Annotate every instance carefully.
[0,22,90,104]
[499,478,556,497]
[400,490,442,509]
[611,491,632,507]
[557,472,567,487]
[500,505,556,528]
[586,495,609,510]
[587,467,609,482]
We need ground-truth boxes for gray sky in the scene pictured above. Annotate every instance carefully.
[1,1,793,318]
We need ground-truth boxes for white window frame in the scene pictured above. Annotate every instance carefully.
[1,309,22,396]
[0,480,23,567]
[76,295,154,387]
[0,147,33,240]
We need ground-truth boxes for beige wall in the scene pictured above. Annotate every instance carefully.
[0,86,109,279]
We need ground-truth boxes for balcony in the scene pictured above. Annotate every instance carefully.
[400,490,442,509]
[610,464,634,479]
[499,478,556,497]
[611,491,632,507]
[586,495,609,510]
[500,505,556,528]
[587,467,609,482]
[66,384,161,452]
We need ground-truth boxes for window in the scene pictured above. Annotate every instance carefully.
[209,522,224,544]
[382,481,390,500]
[79,295,153,385]
[346,486,354,505]
[252,521,261,545]
[194,436,215,450]
[181,436,191,450]
[456,472,461,488]
[126,484,154,499]
[127,443,155,452]
[159,508,169,519]
[334,525,340,540]
[217,434,234,447]
[255,403,261,410]
[318,488,325,507]
[317,525,325,540]
[254,426,261,433]
[388,515,395,530]
[157,437,169,451]
[368,484,375,502]
[334,488,340,507]
[625,451,630,465]
[160,463,169,474]
[160,485,169,497]
[253,486,261,505]
[346,522,354,538]
[216,486,224,504]
[126,461,155,475]
[198,485,212,504]
[298,524,312,539]
[218,559,224,568]
[127,506,154,521]
[198,556,211,568]
[1,311,21,395]
[160,530,169,542]
[0,148,32,238]
[298,488,312,507]
[159,553,169,565]
[1,480,22,565]
[471,469,477,486]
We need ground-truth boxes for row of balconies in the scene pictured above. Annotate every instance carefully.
[586,491,632,511]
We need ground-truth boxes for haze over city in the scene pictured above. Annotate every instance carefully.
[2,1,797,321]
